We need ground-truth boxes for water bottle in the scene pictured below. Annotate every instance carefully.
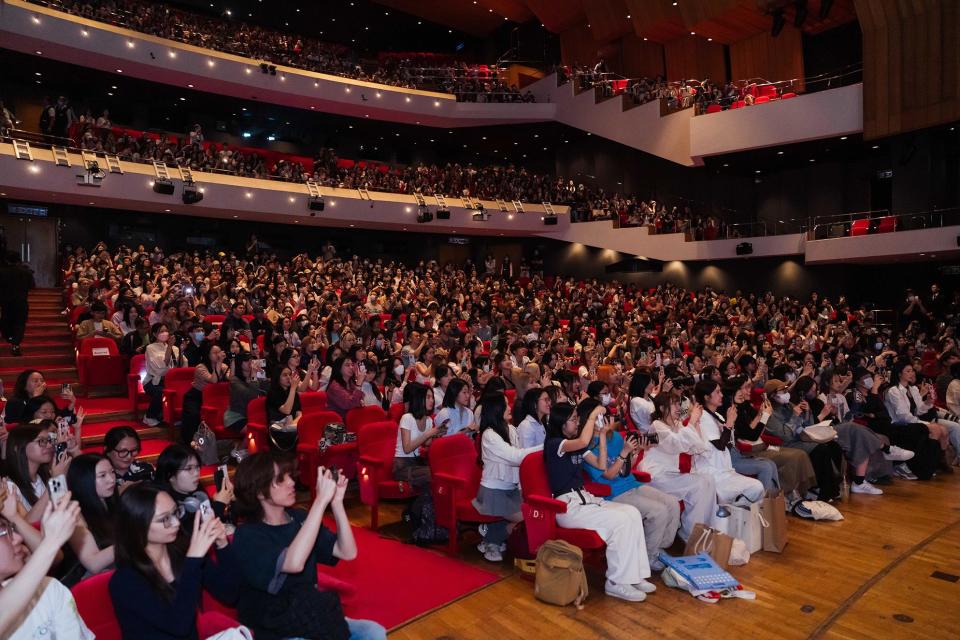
[840,463,850,501]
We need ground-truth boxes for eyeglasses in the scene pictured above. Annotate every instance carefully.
[0,521,13,538]
[111,448,140,458]
[179,464,200,474]
[153,512,179,529]
[32,436,56,447]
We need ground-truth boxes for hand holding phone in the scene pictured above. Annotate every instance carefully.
[47,475,69,505]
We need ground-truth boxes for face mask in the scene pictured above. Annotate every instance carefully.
[861,377,874,390]
[192,331,205,342]
[875,342,884,351]
[393,364,404,377]
[600,393,612,407]
[774,391,791,404]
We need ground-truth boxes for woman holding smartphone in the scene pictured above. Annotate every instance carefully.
[5,422,73,523]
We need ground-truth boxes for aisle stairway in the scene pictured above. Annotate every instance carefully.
[3,289,213,483]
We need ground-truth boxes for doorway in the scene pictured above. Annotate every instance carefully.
[2,216,59,287]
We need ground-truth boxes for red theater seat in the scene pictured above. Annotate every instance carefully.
[430,434,499,554]
[850,219,870,236]
[298,410,359,489]
[357,420,419,530]
[127,354,149,414]
[755,95,771,104]
[876,216,897,233]
[706,104,723,113]
[200,381,240,439]
[76,337,126,390]
[162,367,196,426]
[244,396,269,452]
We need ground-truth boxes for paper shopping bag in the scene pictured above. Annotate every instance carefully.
[759,493,788,553]
[684,523,734,569]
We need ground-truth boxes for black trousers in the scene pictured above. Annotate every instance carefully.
[869,420,938,480]
[181,387,203,445]
[809,441,843,500]
[0,299,27,345]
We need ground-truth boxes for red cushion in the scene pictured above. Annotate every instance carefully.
[557,528,606,549]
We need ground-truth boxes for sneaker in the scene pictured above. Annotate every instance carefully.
[478,523,488,539]
[850,480,883,495]
[476,541,489,555]
[893,463,918,480]
[605,580,646,602]
[883,446,915,462]
[143,417,160,427]
[482,546,503,562]
[632,579,657,593]
[650,558,666,572]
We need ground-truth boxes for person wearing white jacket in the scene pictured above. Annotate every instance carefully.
[640,393,717,541]
[472,393,542,562]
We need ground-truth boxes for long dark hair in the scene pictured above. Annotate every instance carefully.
[441,378,468,409]
[104,426,142,454]
[520,387,549,423]
[628,370,655,399]
[328,355,353,388]
[405,382,431,420]
[546,403,576,440]
[115,483,183,602]
[478,393,510,446]
[13,369,43,401]
[66,453,117,546]
[6,422,54,504]
[154,444,201,493]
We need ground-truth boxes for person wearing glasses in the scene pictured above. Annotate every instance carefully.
[103,427,154,490]
[155,444,234,531]
[4,422,72,524]
[109,483,240,639]
[0,493,93,639]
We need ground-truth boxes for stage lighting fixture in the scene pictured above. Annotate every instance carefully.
[76,160,105,187]
[543,215,558,226]
[153,179,175,195]
[771,9,785,37]
[308,197,325,214]
[736,242,754,255]
[182,181,203,204]
[417,205,434,223]
[435,206,450,220]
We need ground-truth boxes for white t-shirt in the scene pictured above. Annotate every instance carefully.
[434,406,473,436]
[629,396,656,432]
[3,577,94,640]
[517,415,546,449]
[395,413,433,458]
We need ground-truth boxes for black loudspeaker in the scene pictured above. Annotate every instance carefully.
[543,215,558,226]
[736,242,753,255]
[152,180,175,195]
[308,198,324,212]
[436,209,450,220]
[956,235,960,247]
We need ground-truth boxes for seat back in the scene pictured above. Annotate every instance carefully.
[346,405,388,434]
[519,451,551,501]
[519,452,558,553]
[300,390,328,415]
[202,381,230,409]
[78,336,120,356]
[430,434,482,496]
[129,354,147,378]
[164,367,196,393]
[877,216,897,233]
[357,420,399,466]
[72,571,121,640]
[388,402,405,423]
[205,314,226,326]
[298,410,345,445]
[850,219,870,236]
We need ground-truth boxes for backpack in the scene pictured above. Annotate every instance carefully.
[534,540,588,608]
[402,494,449,546]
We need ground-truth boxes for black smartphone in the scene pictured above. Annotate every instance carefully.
[330,467,341,483]
[214,464,227,492]
[55,441,68,463]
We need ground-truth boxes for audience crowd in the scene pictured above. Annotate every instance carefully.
[29,0,533,103]
[1,234,959,634]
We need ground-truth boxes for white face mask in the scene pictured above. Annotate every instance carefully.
[875,342,884,351]
[393,364,404,377]
[861,377,874,390]
[600,393,612,407]
[774,391,791,404]
[662,358,671,366]
[785,372,797,383]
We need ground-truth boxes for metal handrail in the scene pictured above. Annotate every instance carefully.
[810,207,960,236]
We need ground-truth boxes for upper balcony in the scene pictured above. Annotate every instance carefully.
[0,0,555,127]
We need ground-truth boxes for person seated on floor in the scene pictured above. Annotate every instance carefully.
[103,426,155,490]
[109,483,239,640]
[543,401,655,602]
[75,300,123,341]
[583,397,681,572]
[0,490,93,639]
[474,392,542,562]
[155,444,234,530]
[231,452,386,640]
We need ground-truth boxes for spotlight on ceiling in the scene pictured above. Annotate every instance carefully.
[182,179,203,204]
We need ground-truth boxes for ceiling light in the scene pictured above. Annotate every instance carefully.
[187,83,194,88]
[81,29,89,37]
[708,37,713,41]
[207,60,215,67]
[872,145,879,149]
[29,165,40,174]
[126,40,135,48]
[35,71,41,76]
[246,68,252,74]
[690,31,695,35]
[244,192,252,198]
[35,50,42,55]
[777,151,783,155]
[755,169,761,173]
[168,51,177,58]
[116,68,123,73]
[405,96,411,103]
[31,15,40,24]
[840,136,847,140]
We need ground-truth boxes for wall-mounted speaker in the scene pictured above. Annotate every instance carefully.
[736,242,753,255]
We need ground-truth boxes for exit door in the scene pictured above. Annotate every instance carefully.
[3,216,59,287]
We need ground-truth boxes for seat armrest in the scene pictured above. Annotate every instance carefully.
[583,481,611,497]
[632,470,652,483]
[433,472,466,488]
[525,494,568,514]
[760,433,784,446]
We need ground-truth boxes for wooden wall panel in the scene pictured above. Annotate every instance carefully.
[855,0,960,140]
[729,27,805,90]
[582,0,632,45]
[559,22,603,66]
[665,36,727,82]
[621,32,666,79]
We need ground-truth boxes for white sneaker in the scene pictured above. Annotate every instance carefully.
[482,546,503,562]
[476,541,489,554]
[893,463,918,480]
[883,446,915,462]
[851,481,883,495]
[632,578,657,593]
[143,417,160,427]
[605,580,646,602]
[650,558,666,572]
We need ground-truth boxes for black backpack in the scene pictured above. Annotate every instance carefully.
[402,494,449,546]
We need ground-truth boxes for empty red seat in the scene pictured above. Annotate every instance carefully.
[77,336,126,390]
[755,95,771,104]
[705,104,723,114]
[850,219,870,236]
[729,100,744,109]
[876,216,897,233]
[357,420,420,530]
[760,84,778,98]
[162,367,197,426]
[430,434,499,554]
[245,396,269,452]
[346,405,388,434]
[200,381,240,439]
[300,390,328,415]
[127,354,149,414]
[781,92,797,99]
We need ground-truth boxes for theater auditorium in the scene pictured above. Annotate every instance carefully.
[0,0,958,638]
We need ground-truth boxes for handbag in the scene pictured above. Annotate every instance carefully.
[801,421,838,444]
[318,422,353,451]
[269,416,299,452]
[192,421,219,465]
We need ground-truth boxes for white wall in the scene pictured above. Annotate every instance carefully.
[805,226,960,263]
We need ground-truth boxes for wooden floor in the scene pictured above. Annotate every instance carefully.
[344,471,960,640]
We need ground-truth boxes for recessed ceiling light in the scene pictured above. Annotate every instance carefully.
[809,158,815,162]
[755,169,761,173]
[187,84,194,88]
[35,50,43,55]
[872,145,879,149]
[777,151,783,155]
[116,68,123,73]
[840,136,847,140]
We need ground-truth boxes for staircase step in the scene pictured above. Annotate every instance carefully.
[0,353,75,368]
[0,341,70,355]
[25,328,73,338]
[0,365,77,378]
[80,420,166,446]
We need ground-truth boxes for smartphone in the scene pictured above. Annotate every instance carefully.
[330,467,341,483]
[642,432,659,446]
[61,383,71,395]
[214,464,228,492]
[655,353,662,368]
[198,500,213,523]
[47,475,68,504]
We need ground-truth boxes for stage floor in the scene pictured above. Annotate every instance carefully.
[345,469,960,639]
